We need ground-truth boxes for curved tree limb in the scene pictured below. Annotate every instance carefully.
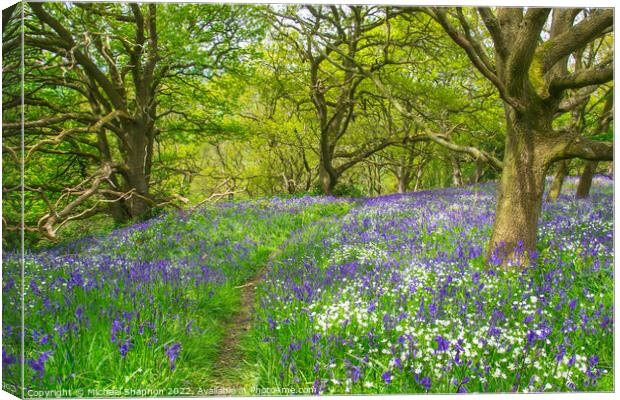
[538,9,613,73]
[550,135,613,163]
[426,7,523,112]
[550,65,613,93]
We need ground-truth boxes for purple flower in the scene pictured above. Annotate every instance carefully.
[119,339,132,358]
[568,298,577,310]
[452,376,470,393]
[75,306,84,320]
[54,323,69,339]
[589,355,599,367]
[110,319,127,343]
[350,365,361,383]
[537,322,552,339]
[526,330,537,346]
[2,349,17,369]
[164,342,181,370]
[3,277,14,291]
[567,354,576,367]
[489,326,501,337]
[29,280,41,296]
[428,302,438,318]
[27,351,52,379]
[416,375,431,391]
[381,370,392,384]
[393,356,403,371]
[555,345,566,362]
[586,355,601,386]
[313,378,322,394]
[435,335,450,352]
[454,351,463,366]
[39,334,50,346]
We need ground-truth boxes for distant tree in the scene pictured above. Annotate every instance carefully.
[381,142,431,193]
[546,160,570,202]
[270,5,425,195]
[330,11,505,177]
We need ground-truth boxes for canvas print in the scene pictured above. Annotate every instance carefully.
[1,1,614,397]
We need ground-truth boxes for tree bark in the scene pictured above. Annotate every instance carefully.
[124,118,155,218]
[470,158,485,184]
[366,165,373,195]
[546,160,568,201]
[319,163,337,195]
[576,161,598,198]
[412,159,426,191]
[396,165,410,194]
[487,114,549,265]
[450,154,464,186]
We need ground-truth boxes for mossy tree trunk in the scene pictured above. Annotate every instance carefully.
[487,109,551,263]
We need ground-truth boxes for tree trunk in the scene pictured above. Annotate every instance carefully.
[96,129,131,223]
[397,166,410,194]
[368,161,382,195]
[470,158,484,184]
[450,155,463,186]
[366,164,373,195]
[282,171,296,194]
[488,116,548,265]
[107,202,130,224]
[413,164,424,191]
[546,160,568,202]
[125,165,150,218]
[425,7,613,268]
[319,163,337,195]
[576,161,597,198]
[124,120,153,218]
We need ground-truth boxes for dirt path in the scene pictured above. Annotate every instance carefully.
[209,237,292,392]
[209,264,266,392]
[209,212,351,392]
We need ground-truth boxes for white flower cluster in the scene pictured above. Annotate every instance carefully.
[327,243,388,266]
